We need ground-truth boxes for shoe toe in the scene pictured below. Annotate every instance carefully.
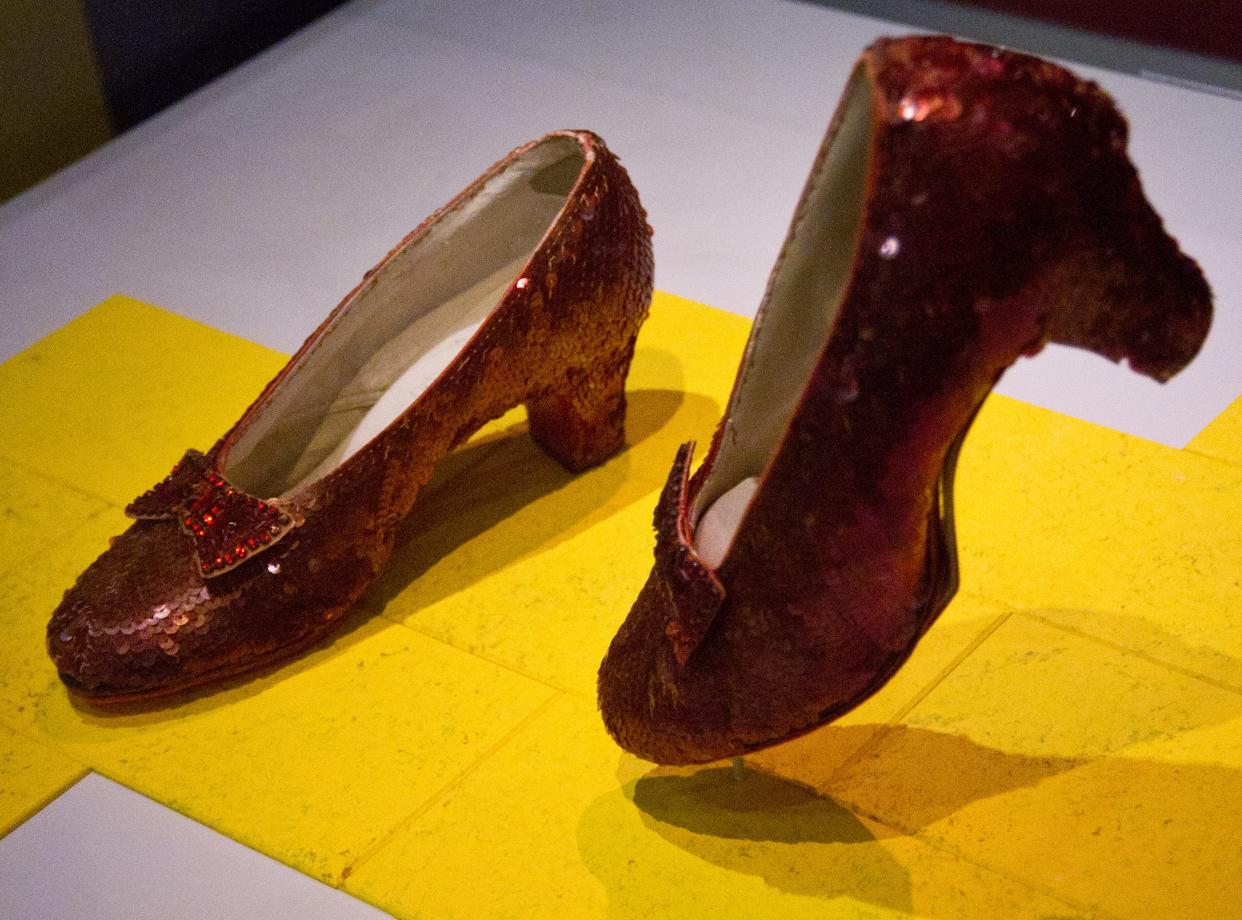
[47,520,218,699]
[599,565,890,765]
[598,569,736,765]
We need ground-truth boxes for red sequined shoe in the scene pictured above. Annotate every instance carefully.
[49,130,653,703]
[597,37,1212,764]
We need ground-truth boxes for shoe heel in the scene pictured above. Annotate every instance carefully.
[1043,136,1212,382]
[527,350,632,472]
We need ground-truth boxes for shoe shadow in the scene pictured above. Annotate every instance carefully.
[587,607,1242,918]
[575,762,917,916]
[585,726,1242,918]
[361,379,720,620]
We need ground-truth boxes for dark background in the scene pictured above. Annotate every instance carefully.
[965,0,1239,64]
[81,0,345,131]
[87,0,1240,133]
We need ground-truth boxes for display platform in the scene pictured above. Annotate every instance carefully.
[1,292,1239,918]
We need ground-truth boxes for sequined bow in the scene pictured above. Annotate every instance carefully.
[654,441,727,664]
[126,449,301,577]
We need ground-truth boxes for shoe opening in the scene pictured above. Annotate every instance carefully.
[692,67,873,569]
[222,135,588,497]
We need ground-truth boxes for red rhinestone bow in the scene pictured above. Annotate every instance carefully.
[126,449,301,577]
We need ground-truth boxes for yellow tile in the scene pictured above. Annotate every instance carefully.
[0,500,123,726]
[885,615,1238,760]
[0,295,286,505]
[637,290,751,403]
[956,394,1242,690]
[0,723,86,835]
[1187,394,1242,466]
[825,615,1242,918]
[29,619,555,884]
[345,695,1081,919]
[378,486,656,697]
[0,455,111,577]
[746,594,1009,788]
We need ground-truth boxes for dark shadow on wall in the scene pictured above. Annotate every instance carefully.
[806,0,1242,97]
[0,0,113,202]
[81,0,347,131]
[1,0,347,202]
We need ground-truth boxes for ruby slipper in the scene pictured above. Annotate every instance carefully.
[597,36,1212,765]
[49,130,653,703]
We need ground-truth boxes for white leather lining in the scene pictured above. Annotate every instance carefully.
[691,69,873,566]
[223,136,587,497]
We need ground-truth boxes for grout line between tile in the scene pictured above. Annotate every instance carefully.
[0,396,519,532]
[969,588,1242,698]
[1015,608,1242,698]
[337,689,563,885]
[737,745,1108,919]
[882,610,1013,726]
[961,585,1242,690]
[374,611,584,698]
[0,501,120,584]
[793,587,1239,916]
[1185,445,1242,470]
[4,717,93,772]
[851,804,1121,920]
[819,610,1014,784]
[0,452,122,509]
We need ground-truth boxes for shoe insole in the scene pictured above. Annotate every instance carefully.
[283,256,527,491]
[695,476,759,568]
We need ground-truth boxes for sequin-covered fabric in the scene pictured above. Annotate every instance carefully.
[597,36,1213,765]
[49,130,654,702]
[652,441,725,666]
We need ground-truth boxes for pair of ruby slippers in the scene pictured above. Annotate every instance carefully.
[48,37,1211,765]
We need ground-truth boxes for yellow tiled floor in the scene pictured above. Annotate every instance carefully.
[824,615,1242,918]
[343,694,1079,920]
[0,723,85,833]
[1,293,1239,918]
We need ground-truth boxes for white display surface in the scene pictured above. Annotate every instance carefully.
[0,774,390,919]
[1,1,1239,917]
